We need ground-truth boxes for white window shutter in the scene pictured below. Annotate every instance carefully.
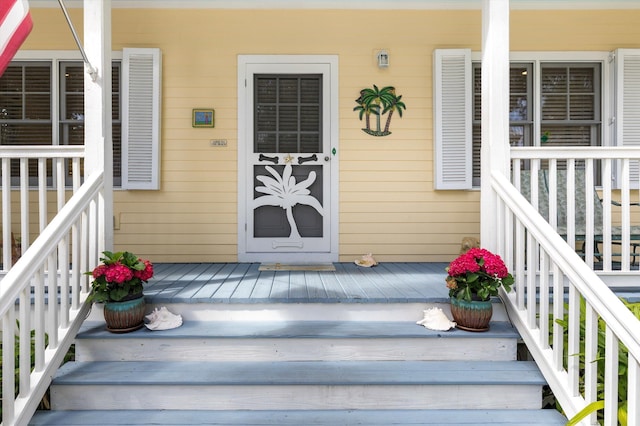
[615,49,640,186]
[433,49,472,190]
[122,48,162,190]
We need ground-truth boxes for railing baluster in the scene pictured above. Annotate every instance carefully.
[538,250,550,348]
[628,356,639,426]
[549,160,557,231]
[72,159,82,309]
[20,158,29,254]
[48,252,59,348]
[515,219,525,310]
[38,158,47,233]
[19,287,31,397]
[584,303,599,425]
[34,269,46,372]
[620,158,631,271]
[71,217,81,310]
[56,157,65,213]
[60,232,70,328]
[599,159,611,270]
[552,264,564,371]
[81,210,89,294]
[2,157,11,270]
[567,285,581,397]
[567,161,578,266]
[604,327,619,426]
[2,309,16,423]
[526,224,537,327]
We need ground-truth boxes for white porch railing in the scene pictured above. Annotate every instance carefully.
[1,146,86,273]
[496,147,640,426]
[0,148,104,426]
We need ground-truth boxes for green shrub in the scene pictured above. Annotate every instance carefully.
[552,298,640,425]
[0,323,74,422]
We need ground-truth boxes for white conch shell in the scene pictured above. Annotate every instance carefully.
[355,253,378,267]
[416,307,456,331]
[145,306,183,331]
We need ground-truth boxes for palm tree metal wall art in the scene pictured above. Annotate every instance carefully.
[354,85,406,137]
[253,159,324,240]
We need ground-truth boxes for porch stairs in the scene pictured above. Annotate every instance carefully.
[29,262,567,425]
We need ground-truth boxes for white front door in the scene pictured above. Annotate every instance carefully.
[238,56,339,263]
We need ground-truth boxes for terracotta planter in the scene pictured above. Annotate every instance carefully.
[103,294,146,333]
[450,296,493,332]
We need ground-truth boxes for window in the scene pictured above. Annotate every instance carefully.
[472,63,535,185]
[254,74,322,154]
[434,49,613,190]
[470,61,601,186]
[1,48,161,189]
[0,62,52,145]
[540,64,601,148]
[0,61,120,185]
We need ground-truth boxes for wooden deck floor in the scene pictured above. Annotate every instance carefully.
[143,262,451,304]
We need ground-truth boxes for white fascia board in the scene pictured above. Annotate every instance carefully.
[30,0,640,10]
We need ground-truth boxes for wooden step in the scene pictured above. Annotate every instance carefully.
[30,408,568,425]
[85,299,511,323]
[50,360,547,411]
[35,264,568,424]
[75,320,520,362]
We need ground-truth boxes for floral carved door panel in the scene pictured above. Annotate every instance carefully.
[245,70,332,256]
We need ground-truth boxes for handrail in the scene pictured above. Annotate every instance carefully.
[0,171,104,426]
[512,145,640,160]
[0,146,85,159]
[492,168,640,425]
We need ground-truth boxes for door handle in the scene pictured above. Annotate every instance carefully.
[259,154,279,164]
[298,154,317,165]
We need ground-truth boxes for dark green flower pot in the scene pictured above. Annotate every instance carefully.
[103,294,146,333]
[450,296,493,332]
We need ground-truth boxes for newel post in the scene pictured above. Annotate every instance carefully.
[480,0,510,252]
[83,0,113,252]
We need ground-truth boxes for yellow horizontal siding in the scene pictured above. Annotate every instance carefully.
[20,7,640,262]
[343,222,480,235]
[119,212,236,224]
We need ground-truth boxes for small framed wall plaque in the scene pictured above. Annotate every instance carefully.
[192,109,215,128]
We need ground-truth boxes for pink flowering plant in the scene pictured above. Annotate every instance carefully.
[445,248,514,302]
[87,251,154,303]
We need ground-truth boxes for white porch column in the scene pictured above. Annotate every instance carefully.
[83,0,113,251]
[480,0,510,251]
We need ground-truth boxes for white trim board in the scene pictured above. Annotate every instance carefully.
[30,1,640,10]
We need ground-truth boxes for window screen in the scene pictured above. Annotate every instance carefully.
[540,64,600,148]
[254,74,322,154]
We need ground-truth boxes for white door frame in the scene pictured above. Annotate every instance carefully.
[237,55,339,263]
